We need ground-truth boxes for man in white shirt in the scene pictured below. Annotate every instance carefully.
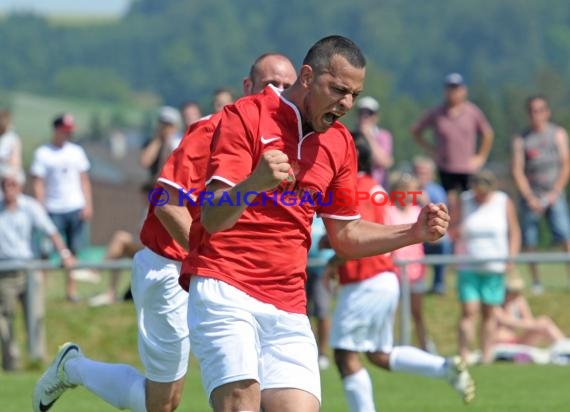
[30,114,92,301]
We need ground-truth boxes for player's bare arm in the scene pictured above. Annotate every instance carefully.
[323,203,449,259]
[202,149,291,233]
[154,182,193,251]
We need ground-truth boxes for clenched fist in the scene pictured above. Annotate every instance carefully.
[413,203,450,243]
[249,150,293,192]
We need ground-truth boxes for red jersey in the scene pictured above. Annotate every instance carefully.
[338,173,395,285]
[181,85,360,313]
[139,113,222,261]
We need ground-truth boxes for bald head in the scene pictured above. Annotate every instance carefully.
[243,53,297,96]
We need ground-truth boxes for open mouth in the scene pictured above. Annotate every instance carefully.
[323,112,340,126]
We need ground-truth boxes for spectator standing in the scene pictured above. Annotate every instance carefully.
[388,172,430,350]
[411,73,494,214]
[140,106,182,181]
[212,88,234,113]
[180,101,202,129]
[30,114,92,302]
[453,170,521,363]
[0,166,75,370]
[413,156,452,295]
[354,96,394,188]
[511,95,570,294]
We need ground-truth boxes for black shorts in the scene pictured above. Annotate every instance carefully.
[438,170,470,193]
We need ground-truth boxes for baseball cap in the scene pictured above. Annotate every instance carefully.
[53,113,75,132]
[158,106,182,126]
[356,96,380,113]
[444,72,465,87]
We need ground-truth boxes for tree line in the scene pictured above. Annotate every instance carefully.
[2,0,570,164]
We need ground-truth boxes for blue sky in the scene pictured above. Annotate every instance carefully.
[0,0,131,16]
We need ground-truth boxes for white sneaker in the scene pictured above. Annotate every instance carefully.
[32,342,82,412]
[318,355,330,370]
[531,283,544,295]
[88,292,117,307]
[70,269,101,284]
[446,356,475,404]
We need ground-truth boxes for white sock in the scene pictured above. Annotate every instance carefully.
[65,357,147,411]
[343,368,376,412]
[389,346,446,378]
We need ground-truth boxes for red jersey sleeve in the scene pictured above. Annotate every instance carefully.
[206,104,257,187]
[317,134,360,219]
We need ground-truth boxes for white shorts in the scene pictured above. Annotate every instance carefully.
[330,272,399,353]
[188,276,321,403]
[131,247,189,383]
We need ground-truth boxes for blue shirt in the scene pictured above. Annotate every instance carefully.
[425,181,448,206]
[0,194,57,260]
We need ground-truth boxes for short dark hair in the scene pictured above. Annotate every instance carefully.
[303,35,366,75]
[180,100,200,111]
[526,94,549,111]
[248,52,292,82]
[213,88,234,98]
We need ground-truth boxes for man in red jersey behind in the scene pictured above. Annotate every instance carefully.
[33,53,297,412]
[181,35,450,412]
[324,137,475,412]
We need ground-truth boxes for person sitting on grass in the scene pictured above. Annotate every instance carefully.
[495,275,568,348]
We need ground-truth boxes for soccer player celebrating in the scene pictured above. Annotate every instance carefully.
[180,35,450,412]
[33,53,297,412]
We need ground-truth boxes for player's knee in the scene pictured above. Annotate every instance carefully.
[365,351,391,370]
[146,383,184,412]
[147,395,180,412]
[334,349,360,377]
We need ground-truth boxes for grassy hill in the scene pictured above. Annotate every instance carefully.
[6,92,156,165]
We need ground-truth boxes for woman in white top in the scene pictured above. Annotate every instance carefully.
[452,170,521,363]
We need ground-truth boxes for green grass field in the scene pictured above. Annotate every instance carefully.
[1,265,570,411]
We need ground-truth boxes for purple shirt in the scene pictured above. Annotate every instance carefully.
[414,102,491,174]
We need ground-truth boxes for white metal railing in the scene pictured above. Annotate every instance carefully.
[393,252,570,346]
[2,253,569,362]
[0,259,133,362]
